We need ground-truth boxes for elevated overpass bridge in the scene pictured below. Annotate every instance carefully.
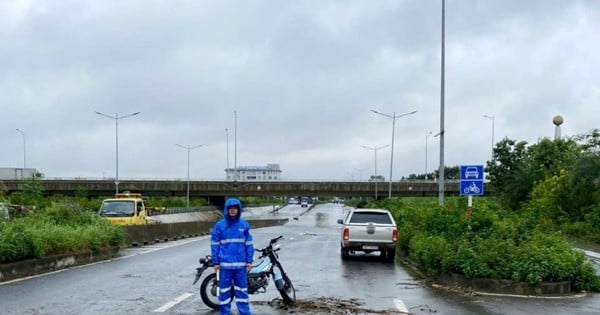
[0,179,472,201]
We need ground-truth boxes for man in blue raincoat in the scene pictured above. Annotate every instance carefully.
[211,198,254,315]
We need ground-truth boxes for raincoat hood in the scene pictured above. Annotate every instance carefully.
[223,198,243,221]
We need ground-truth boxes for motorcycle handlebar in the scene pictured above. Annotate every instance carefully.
[252,236,284,258]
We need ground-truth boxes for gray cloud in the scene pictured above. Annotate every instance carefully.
[1,0,598,181]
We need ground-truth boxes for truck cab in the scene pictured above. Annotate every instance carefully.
[99,193,158,226]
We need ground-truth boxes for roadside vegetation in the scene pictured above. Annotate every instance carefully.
[0,199,123,264]
[356,129,600,291]
[0,180,285,265]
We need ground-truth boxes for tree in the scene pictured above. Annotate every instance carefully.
[22,171,45,205]
[565,153,600,220]
[486,138,530,210]
[574,128,600,153]
[525,138,580,182]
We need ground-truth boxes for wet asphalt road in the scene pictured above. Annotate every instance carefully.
[1,203,600,314]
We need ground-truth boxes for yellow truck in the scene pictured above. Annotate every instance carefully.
[98,193,164,226]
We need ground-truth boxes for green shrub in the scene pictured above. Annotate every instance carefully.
[384,197,600,292]
[0,220,35,262]
[408,233,452,276]
[445,241,492,278]
[0,202,124,264]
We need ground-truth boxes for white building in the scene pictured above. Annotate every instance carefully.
[225,164,281,181]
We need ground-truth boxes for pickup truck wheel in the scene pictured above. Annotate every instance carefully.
[384,249,396,262]
[340,247,349,260]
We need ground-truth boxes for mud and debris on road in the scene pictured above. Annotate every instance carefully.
[253,296,436,314]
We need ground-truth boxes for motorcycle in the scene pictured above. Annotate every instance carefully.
[193,235,296,310]
[463,182,481,194]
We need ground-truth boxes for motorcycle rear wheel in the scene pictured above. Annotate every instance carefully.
[199,273,220,310]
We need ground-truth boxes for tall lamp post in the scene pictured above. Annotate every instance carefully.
[176,144,203,208]
[95,111,140,194]
[234,110,238,181]
[425,131,432,180]
[15,128,26,170]
[225,128,230,177]
[361,144,389,199]
[484,114,495,161]
[438,0,446,206]
[371,109,418,198]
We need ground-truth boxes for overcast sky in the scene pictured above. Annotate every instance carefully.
[1,0,598,181]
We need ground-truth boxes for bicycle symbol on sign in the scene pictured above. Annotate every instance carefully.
[463,182,481,194]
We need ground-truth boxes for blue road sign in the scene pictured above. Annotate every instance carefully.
[460,180,484,196]
[460,165,484,196]
[460,165,484,181]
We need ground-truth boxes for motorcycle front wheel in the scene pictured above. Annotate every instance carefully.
[199,273,220,310]
[275,265,296,304]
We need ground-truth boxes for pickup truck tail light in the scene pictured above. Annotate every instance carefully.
[342,228,350,241]
[392,229,398,242]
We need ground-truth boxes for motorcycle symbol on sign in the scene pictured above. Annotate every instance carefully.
[463,182,481,194]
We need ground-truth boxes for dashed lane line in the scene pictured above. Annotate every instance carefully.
[394,298,409,314]
[153,292,194,312]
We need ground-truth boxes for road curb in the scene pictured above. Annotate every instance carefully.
[398,256,576,297]
[432,272,572,296]
[0,247,120,283]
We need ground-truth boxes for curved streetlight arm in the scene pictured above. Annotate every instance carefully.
[95,110,141,194]
[176,144,203,150]
[371,109,418,120]
[361,144,389,151]
[95,111,141,120]
[371,108,418,198]
[361,144,390,199]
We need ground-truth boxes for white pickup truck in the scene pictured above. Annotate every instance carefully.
[337,208,398,261]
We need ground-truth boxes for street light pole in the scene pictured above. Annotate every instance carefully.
[225,128,230,177]
[484,114,495,160]
[371,109,418,198]
[15,129,26,170]
[361,144,389,199]
[234,110,238,181]
[438,0,446,206]
[176,144,203,208]
[95,111,140,194]
[425,131,432,180]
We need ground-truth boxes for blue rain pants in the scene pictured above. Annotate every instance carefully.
[219,268,251,315]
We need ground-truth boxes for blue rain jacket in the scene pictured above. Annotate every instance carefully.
[211,198,254,269]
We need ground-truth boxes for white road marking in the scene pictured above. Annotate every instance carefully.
[394,298,409,314]
[153,292,194,312]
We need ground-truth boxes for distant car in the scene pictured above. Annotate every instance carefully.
[337,208,397,261]
[300,198,309,207]
[464,167,479,179]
